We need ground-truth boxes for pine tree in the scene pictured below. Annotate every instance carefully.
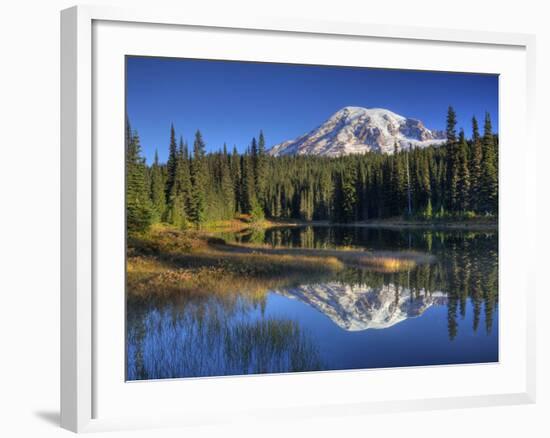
[419,153,432,216]
[355,160,369,220]
[389,144,406,216]
[219,148,235,219]
[149,149,166,222]
[171,138,193,227]
[165,124,178,208]
[125,116,133,152]
[178,137,192,216]
[469,116,483,211]
[446,106,458,144]
[341,167,358,223]
[480,112,498,214]
[299,183,314,221]
[256,131,268,207]
[126,127,153,233]
[250,136,258,182]
[457,129,471,212]
[165,138,187,228]
[332,167,357,223]
[168,187,186,229]
[446,106,460,212]
[405,146,412,217]
[230,145,241,213]
[240,149,256,214]
[189,130,208,225]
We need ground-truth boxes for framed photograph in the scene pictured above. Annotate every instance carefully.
[61,5,536,433]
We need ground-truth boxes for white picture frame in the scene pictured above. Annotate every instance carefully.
[60,4,537,433]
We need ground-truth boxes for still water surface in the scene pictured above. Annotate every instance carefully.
[127,226,498,380]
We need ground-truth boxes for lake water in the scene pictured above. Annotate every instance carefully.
[127,226,498,380]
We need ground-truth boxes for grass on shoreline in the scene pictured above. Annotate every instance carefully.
[207,238,431,272]
[269,219,497,231]
[188,214,498,234]
[127,224,343,299]
[127,223,434,300]
[127,255,339,300]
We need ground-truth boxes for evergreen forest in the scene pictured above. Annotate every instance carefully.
[127,106,498,234]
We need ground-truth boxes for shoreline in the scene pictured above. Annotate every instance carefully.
[286,220,498,231]
[202,217,498,233]
[127,224,439,299]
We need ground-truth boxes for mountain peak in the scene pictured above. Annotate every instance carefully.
[335,106,404,119]
[268,106,445,157]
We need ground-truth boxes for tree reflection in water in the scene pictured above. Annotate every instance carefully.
[127,227,498,379]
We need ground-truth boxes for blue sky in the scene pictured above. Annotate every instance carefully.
[126,56,498,164]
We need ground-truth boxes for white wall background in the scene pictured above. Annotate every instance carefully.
[0,1,547,437]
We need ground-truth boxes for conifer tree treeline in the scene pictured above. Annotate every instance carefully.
[126,106,498,233]
[126,119,153,233]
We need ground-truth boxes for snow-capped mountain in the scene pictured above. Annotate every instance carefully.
[268,106,446,157]
[274,283,447,331]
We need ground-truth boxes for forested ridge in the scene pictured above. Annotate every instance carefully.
[127,106,498,233]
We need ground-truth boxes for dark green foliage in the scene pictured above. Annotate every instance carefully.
[149,149,166,222]
[457,130,471,212]
[177,138,192,216]
[479,113,498,214]
[256,131,268,207]
[230,145,241,212]
[189,130,207,225]
[446,106,460,210]
[164,124,178,207]
[469,117,483,211]
[205,147,235,220]
[446,106,457,143]
[127,108,497,229]
[240,146,256,214]
[219,145,235,219]
[166,138,191,229]
[126,122,153,233]
[332,167,358,223]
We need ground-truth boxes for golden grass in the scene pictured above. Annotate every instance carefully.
[127,254,341,300]
[208,239,431,273]
[197,214,295,233]
[127,226,343,299]
[127,225,433,300]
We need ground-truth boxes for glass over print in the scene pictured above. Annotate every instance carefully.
[125,56,498,380]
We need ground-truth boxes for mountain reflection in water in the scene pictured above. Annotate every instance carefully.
[276,283,447,331]
[127,226,498,380]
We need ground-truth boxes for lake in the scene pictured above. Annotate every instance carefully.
[126,226,498,380]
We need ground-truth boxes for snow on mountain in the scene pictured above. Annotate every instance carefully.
[274,282,447,331]
[268,106,446,157]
